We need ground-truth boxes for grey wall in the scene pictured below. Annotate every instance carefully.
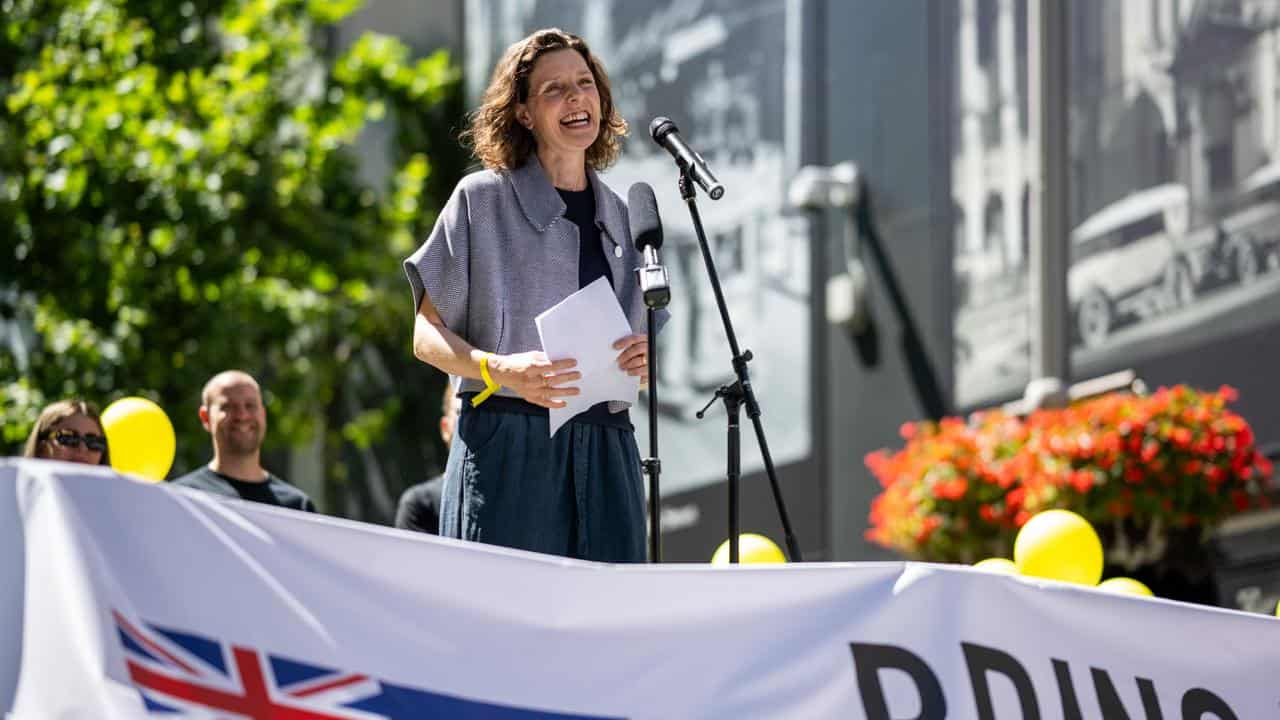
[823,1,953,560]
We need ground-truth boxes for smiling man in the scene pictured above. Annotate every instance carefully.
[171,370,316,512]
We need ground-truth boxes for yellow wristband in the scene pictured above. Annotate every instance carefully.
[472,354,501,407]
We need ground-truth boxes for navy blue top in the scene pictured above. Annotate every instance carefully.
[559,185,614,291]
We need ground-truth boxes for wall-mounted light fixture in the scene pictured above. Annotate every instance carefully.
[788,162,948,420]
[787,162,870,337]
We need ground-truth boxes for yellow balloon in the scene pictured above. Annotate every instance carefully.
[1013,509,1103,586]
[973,558,1019,574]
[711,533,787,565]
[1097,577,1154,597]
[101,397,176,482]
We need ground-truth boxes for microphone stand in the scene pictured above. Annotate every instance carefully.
[677,169,803,563]
[638,250,670,562]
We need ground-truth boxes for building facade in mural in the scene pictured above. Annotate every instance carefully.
[953,0,1280,408]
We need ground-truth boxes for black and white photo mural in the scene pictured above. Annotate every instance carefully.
[464,0,812,507]
[950,0,1033,408]
[951,0,1280,409]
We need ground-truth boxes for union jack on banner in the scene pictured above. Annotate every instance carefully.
[112,610,622,719]
[115,609,385,718]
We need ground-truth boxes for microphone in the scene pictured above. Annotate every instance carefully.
[649,117,725,200]
[628,182,671,309]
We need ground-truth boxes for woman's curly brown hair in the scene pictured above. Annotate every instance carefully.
[463,28,628,172]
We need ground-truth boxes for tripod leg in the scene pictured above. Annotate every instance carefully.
[747,411,803,561]
[727,388,741,564]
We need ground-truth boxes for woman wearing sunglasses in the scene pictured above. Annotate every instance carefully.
[22,399,111,466]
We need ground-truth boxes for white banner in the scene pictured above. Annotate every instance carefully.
[2,458,1278,719]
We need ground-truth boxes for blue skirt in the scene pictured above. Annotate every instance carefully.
[439,406,647,563]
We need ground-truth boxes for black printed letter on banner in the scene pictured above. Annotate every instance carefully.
[1052,659,1085,720]
[961,642,1041,719]
[849,643,947,720]
[1090,668,1165,719]
[1180,688,1239,720]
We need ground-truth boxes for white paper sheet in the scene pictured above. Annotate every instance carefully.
[535,277,640,436]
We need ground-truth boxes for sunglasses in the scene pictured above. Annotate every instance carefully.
[42,429,108,453]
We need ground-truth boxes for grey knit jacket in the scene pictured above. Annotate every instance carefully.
[404,155,669,403]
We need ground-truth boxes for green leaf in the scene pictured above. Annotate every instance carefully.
[306,0,365,24]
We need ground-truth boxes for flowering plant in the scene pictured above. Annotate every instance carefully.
[865,385,1273,564]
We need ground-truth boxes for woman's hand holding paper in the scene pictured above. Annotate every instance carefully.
[490,352,581,409]
[613,334,649,385]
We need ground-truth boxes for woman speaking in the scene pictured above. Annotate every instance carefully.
[404,28,664,562]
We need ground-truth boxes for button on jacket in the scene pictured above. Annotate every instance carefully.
[404,156,669,403]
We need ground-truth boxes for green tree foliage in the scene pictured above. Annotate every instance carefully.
[0,0,467,517]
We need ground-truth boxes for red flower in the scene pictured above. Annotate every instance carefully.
[1069,470,1094,493]
[1006,486,1027,509]
[1258,456,1275,480]
[1101,433,1123,453]
[899,422,917,440]
[1172,427,1193,448]
[934,478,968,501]
[1231,452,1252,475]
[1235,425,1254,449]
[1128,434,1144,453]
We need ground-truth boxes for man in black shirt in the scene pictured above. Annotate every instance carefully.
[171,370,315,512]
[394,383,459,533]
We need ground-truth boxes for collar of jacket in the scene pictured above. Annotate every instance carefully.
[509,154,628,245]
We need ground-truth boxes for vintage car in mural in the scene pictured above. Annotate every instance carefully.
[1214,161,1280,284]
[1068,184,1197,348]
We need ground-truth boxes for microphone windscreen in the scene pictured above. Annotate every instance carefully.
[649,116,676,143]
[627,182,663,251]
